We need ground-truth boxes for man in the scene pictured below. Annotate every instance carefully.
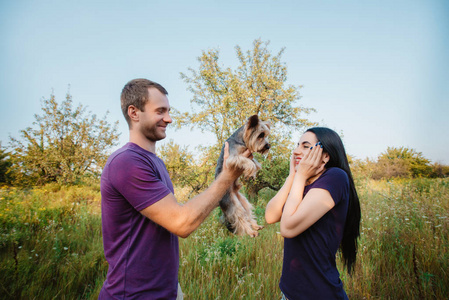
[99,79,247,299]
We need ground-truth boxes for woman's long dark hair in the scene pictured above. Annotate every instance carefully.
[306,127,361,274]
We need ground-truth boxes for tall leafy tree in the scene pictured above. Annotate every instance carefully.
[173,39,315,196]
[176,39,314,145]
[9,91,120,185]
[372,147,432,179]
[0,142,12,184]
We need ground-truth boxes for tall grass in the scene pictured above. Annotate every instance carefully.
[343,177,449,299]
[0,178,448,299]
[178,201,283,299]
[0,184,106,299]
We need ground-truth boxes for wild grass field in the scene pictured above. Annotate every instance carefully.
[0,177,448,299]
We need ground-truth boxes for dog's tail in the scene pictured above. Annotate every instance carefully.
[218,191,236,233]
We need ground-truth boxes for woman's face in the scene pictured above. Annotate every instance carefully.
[292,131,319,166]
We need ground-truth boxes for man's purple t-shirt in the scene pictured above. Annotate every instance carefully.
[99,143,179,299]
[280,167,349,300]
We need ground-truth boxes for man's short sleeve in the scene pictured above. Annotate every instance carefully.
[107,150,172,211]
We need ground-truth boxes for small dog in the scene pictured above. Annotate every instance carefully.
[215,115,271,237]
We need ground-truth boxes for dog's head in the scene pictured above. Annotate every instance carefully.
[243,115,271,154]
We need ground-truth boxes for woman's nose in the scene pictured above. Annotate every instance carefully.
[293,146,301,155]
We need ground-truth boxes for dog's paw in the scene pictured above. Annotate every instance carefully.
[249,230,259,237]
[251,222,264,231]
[245,223,263,237]
[254,224,264,231]
[243,165,258,178]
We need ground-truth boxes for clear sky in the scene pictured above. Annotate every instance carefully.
[1,0,448,164]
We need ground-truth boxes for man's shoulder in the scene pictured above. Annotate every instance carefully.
[106,143,168,176]
[107,143,135,165]
[108,143,152,163]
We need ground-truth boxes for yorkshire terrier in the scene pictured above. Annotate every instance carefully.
[215,115,271,237]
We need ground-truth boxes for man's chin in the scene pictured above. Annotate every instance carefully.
[158,129,167,138]
[145,133,166,142]
[156,131,167,141]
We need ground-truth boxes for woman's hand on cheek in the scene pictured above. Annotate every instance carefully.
[296,145,325,179]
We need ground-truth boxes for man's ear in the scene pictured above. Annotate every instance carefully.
[128,105,139,122]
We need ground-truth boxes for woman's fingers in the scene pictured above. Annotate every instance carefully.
[311,144,323,166]
[304,144,321,164]
[299,144,324,175]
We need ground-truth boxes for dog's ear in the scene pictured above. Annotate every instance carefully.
[243,115,260,145]
[247,115,259,129]
[263,121,271,130]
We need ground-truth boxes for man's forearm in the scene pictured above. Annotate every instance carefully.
[177,172,235,237]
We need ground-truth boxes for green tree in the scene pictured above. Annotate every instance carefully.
[349,157,377,180]
[0,142,13,184]
[158,140,216,197]
[9,91,120,185]
[372,147,432,179]
[243,139,291,200]
[173,39,315,196]
[429,162,449,178]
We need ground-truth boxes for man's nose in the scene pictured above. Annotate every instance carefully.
[164,113,172,123]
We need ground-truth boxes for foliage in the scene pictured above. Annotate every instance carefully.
[429,162,449,178]
[173,39,315,195]
[158,140,216,197]
[242,138,291,200]
[344,177,449,299]
[9,91,120,186]
[175,39,315,145]
[0,143,12,185]
[350,147,448,180]
[374,146,432,178]
[1,178,448,298]
[0,184,105,299]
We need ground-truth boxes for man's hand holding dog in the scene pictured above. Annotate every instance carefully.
[219,142,253,183]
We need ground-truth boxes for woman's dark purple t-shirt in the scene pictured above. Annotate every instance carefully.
[280,167,349,300]
[99,143,179,299]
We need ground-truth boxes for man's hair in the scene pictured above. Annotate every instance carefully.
[121,79,168,127]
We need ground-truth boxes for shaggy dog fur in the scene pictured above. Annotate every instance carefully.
[215,115,270,237]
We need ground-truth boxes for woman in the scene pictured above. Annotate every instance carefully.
[265,127,361,300]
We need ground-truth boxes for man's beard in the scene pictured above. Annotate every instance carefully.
[142,121,167,142]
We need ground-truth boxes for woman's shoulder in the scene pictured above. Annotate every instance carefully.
[321,167,349,183]
[312,168,350,202]
[325,167,347,176]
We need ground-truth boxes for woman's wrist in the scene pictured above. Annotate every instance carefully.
[293,172,308,184]
[287,171,296,180]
